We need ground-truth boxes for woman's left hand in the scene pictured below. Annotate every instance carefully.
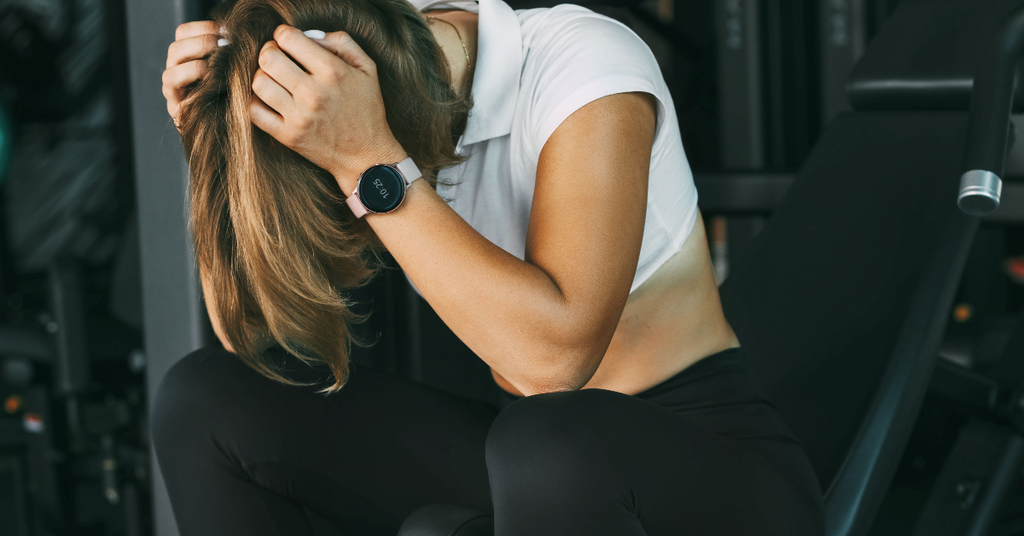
[249,25,407,193]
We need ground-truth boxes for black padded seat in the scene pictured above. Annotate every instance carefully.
[719,111,977,536]
[848,0,1024,112]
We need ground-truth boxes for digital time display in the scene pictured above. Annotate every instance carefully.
[357,165,406,213]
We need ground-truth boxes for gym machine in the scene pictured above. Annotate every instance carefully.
[397,1,1024,535]
[1,0,153,533]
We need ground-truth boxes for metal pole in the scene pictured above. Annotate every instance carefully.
[123,0,207,534]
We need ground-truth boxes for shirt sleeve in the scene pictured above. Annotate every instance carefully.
[518,7,670,158]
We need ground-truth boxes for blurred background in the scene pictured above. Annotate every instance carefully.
[0,0,1022,534]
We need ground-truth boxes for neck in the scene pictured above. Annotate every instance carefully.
[426,10,478,94]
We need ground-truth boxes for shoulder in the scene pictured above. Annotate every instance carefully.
[517,5,657,76]
[513,5,666,157]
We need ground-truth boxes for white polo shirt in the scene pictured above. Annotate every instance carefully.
[410,0,699,293]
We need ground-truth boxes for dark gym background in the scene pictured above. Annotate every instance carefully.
[0,0,1022,535]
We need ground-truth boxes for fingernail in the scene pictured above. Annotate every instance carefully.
[303,29,326,40]
[217,38,230,46]
[220,26,227,36]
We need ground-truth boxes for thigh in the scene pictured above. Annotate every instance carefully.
[613,395,824,535]
[487,389,824,536]
[152,345,497,535]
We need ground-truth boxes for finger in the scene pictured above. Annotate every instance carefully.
[249,95,286,138]
[252,67,295,116]
[175,20,221,41]
[162,59,208,92]
[163,84,177,111]
[258,41,309,94]
[164,86,179,119]
[273,25,355,77]
[167,34,219,69]
[313,30,376,74]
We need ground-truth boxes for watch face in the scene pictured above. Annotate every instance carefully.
[357,165,405,213]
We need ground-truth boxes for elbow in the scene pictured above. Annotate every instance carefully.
[496,304,617,396]
[516,378,581,397]
[511,343,606,397]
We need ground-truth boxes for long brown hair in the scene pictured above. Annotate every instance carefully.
[178,0,470,393]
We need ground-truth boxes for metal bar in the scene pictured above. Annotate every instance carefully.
[958,5,1024,214]
[123,0,206,534]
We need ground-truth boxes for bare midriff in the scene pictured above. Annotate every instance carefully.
[491,213,740,397]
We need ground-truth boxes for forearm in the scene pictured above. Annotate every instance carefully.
[363,180,612,395]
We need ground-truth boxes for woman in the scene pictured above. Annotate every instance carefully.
[154,0,826,534]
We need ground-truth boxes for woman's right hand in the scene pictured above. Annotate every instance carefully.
[163,21,221,124]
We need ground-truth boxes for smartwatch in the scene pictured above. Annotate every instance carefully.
[345,156,422,218]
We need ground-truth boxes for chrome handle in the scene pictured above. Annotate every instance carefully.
[957,169,1003,216]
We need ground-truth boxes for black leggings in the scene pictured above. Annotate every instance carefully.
[151,345,825,536]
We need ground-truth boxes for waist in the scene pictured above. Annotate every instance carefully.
[500,347,797,442]
[499,345,746,403]
[631,346,748,402]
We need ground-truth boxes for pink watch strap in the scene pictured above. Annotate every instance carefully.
[345,156,421,218]
[345,192,369,218]
[395,156,423,183]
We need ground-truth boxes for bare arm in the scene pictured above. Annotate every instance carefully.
[249,27,655,395]
[360,95,654,395]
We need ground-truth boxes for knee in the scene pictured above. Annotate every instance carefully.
[485,390,626,495]
[150,345,239,455]
[486,389,628,450]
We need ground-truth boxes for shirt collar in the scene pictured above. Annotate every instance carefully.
[410,0,522,147]
[462,0,522,146]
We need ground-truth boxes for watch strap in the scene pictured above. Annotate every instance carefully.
[396,156,422,185]
[345,191,370,218]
